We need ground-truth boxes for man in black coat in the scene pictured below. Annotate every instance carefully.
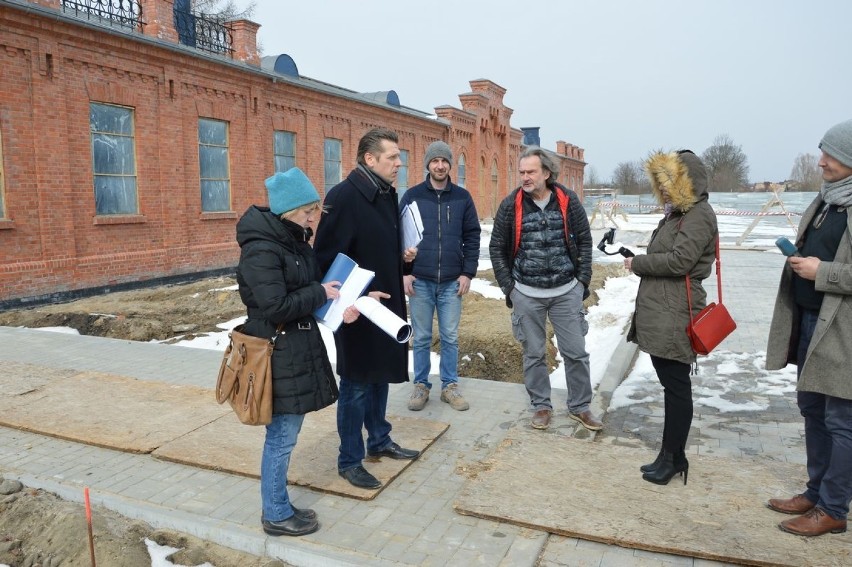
[314,128,421,490]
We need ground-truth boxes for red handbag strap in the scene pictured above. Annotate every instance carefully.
[685,235,722,325]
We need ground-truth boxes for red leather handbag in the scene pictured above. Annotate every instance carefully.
[685,237,737,355]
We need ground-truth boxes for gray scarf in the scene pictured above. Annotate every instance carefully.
[820,173,852,207]
[357,164,393,194]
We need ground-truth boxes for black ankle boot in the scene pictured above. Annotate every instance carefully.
[639,448,665,473]
[642,451,688,485]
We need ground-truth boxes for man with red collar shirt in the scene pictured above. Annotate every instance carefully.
[489,146,601,432]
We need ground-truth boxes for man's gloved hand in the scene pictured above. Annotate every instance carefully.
[582,284,590,301]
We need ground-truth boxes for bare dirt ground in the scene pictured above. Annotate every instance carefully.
[0,480,286,567]
[0,263,624,383]
[0,262,624,566]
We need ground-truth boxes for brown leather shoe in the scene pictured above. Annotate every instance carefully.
[531,408,552,430]
[569,410,603,431]
[768,493,815,515]
[779,506,847,536]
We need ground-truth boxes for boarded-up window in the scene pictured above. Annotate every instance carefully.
[397,149,409,200]
[273,130,296,173]
[0,128,5,219]
[324,138,342,192]
[90,103,138,215]
[198,118,230,212]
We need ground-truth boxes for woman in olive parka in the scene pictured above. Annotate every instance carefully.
[624,150,718,485]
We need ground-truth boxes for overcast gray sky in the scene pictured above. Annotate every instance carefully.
[244,0,852,184]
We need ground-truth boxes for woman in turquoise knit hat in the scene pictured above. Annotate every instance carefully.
[235,167,358,537]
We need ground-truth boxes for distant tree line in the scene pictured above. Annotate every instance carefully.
[789,153,821,191]
[585,134,823,194]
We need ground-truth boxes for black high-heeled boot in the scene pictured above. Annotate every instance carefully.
[639,448,664,473]
[642,451,688,485]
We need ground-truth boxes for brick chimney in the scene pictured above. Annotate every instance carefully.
[140,0,179,43]
[229,19,261,67]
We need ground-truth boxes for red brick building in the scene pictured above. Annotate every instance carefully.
[0,0,585,306]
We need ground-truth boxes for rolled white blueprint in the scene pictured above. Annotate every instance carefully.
[353,296,413,343]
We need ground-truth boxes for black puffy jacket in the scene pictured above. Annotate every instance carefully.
[489,183,592,307]
[235,206,338,414]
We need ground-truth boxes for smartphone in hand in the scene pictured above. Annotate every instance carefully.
[775,237,799,257]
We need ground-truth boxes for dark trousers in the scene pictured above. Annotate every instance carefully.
[336,378,392,472]
[797,309,852,520]
[651,355,693,455]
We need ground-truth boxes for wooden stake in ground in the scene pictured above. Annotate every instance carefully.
[85,487,96,567]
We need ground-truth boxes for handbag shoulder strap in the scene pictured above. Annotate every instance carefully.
[685,234,722,324]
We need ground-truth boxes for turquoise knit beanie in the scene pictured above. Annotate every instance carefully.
[265,168,320,215]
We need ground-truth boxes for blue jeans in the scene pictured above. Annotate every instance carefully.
[409,278,462,389]
[797,309,852,520]
[337,378,393,471]
[260,413,305,522]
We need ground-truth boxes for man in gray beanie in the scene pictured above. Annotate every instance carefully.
[400,141,480,411]
[423,140,453,169]
[766,119,852,536]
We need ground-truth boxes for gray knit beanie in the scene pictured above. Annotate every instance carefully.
[819,119,852,168]
[424,141,453,168]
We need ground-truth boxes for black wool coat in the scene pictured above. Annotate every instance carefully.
[235,205,338,414]
[313,168,410,384]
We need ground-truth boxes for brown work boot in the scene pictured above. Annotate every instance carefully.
[440,384,469,411]
[768,494,815,515]
[569,410,603,431]
[779,507,847,536]
[407,384,429,411]
[531,408,552,430]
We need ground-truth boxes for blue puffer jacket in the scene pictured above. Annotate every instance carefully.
[399,178,481,283]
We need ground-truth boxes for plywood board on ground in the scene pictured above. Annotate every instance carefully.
[454,427,851,567]
[153,409,449,500]
[0,370,229,453]
[0,361,77,395]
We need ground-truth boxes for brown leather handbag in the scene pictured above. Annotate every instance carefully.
[215,324,282,425]
[685,236,737,355]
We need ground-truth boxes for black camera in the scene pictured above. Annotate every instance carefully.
[597,228,635,258]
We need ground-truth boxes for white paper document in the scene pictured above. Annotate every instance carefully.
[315,253,375,332]
[400,201,424,250]
[353,296,413,343]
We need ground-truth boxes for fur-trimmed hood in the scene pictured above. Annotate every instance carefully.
[644,150,709,213]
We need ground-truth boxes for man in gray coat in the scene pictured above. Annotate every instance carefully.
[766,119,852,537]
